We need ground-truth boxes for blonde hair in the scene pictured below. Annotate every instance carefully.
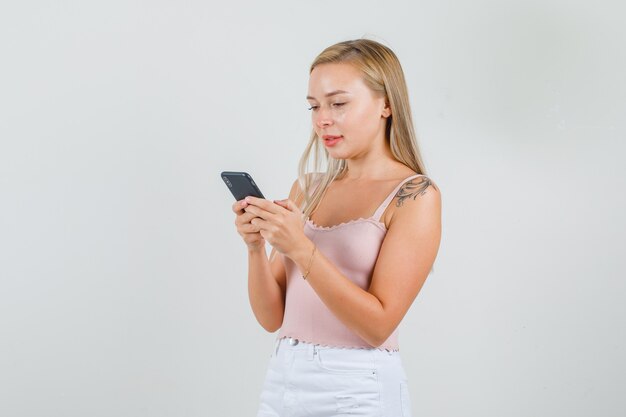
[269,38,428,262]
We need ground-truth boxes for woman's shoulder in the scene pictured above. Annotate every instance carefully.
[388,173,441,226]
[398,172,441,204]
[289,172,324,189]
[287,172,325,202]
[407,173,440,194]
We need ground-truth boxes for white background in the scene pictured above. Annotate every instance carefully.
[1,1,624,416]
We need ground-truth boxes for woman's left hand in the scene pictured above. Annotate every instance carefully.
[242,196,309,257]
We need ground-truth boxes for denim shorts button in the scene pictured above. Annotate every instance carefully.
[289,337,299,346]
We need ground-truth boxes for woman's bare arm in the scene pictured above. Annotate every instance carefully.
[245,179,303,332]
[246,246,286,332]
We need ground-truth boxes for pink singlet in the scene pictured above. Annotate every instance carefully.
[276,173,426,351]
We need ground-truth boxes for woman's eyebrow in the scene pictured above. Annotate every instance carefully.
[306,90,350,100]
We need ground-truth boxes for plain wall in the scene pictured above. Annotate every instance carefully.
[1,1,624,416]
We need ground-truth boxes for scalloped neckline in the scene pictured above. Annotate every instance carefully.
[305,217,387,232]
[304,172,424,232]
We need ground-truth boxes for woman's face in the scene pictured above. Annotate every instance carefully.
[306,62,390,159]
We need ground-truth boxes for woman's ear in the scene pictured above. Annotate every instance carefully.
[382,101,391,118]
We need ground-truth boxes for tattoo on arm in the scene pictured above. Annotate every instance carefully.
[395,177,435,207]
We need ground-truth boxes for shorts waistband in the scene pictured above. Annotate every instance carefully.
[275,337,315,351]
[274,336,399,354]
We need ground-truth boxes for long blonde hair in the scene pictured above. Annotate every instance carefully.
[269,38,428,262]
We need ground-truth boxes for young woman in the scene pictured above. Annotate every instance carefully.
[232,38,441,417]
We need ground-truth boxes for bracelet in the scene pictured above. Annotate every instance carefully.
[302,245,317,280]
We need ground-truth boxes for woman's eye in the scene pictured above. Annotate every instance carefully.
[307,103,345,111]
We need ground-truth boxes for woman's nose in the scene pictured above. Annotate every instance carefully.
[315,108,333,128]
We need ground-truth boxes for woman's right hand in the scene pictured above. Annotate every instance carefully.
[232,199,265,250]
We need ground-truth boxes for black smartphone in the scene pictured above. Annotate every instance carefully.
[221,171,265,201]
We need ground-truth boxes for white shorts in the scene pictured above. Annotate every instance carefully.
[256,337,413,417]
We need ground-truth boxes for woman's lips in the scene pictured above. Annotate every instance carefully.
[323,135,343,147]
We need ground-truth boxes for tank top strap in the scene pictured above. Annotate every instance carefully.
[372,174,426,222]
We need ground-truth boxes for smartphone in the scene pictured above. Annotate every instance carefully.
[221,171,265,201]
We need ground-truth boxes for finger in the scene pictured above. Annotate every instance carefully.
[244,204,275,221]
[232,199,249,214]
[241,223,262,233]
[236,211,257,225]
[273,199,298,212]
[244,196,282,214]
[251,217,270,231]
